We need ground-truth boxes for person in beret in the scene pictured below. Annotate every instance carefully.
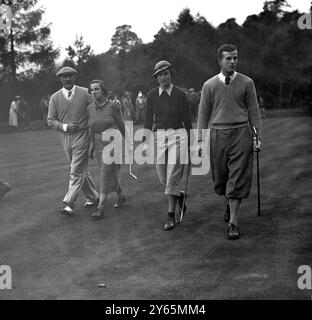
[0,179,11,201]
[143,60,192,231]
[48,66,99,215]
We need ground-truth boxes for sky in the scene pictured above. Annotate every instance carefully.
[38,0,310,59]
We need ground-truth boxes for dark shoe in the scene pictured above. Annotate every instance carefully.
[114,194,126,208]
[224,205,230,223]
[91,209,104,220]
[83,198,99,208]
[227,223,240,240]
[163,213,177,231]
[60,205,74,216]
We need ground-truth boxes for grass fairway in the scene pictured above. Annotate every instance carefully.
[0,117,311,300]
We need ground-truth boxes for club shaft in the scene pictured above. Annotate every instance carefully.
[180,160,191,222]
[257,151,260,217]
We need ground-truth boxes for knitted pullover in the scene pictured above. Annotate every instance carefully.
[48,86,92,132]
[144,85,192,132]
[197,73,261,140]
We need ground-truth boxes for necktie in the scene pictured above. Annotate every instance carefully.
[225,77,231,85]
[67,90,72,99]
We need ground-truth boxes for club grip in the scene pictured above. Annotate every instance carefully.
[252,126,258,137]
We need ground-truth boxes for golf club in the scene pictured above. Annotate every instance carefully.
[180,157,191,223]
[253,126,261,217]
[129,163,138,180]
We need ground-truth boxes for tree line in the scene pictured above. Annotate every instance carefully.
[0,0,311,121]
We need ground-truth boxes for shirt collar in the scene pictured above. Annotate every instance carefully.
[218,71,237,84]
[62,85,76,98]
[94,98,109,110]
[159,83,173,96]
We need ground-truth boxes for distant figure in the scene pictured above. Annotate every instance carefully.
[20,98,31,128]
[259,95,267,118]
[135,91,146,124]
[188,88,199,122]
[122,91,135,121]
[9,96,21,127]
[40,94,51,128]
[0,180,11,201]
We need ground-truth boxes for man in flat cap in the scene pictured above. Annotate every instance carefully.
[197,44,261,240]
[48,66,99,215]
[143,60,192,231]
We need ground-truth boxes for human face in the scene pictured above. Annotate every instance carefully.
[60,74,75,90]
[157,69,172,89]
[90,82,104,102]
[219,50,238,76]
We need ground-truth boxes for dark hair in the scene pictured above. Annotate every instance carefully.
[217,44,237,62]
[88,79,108,96]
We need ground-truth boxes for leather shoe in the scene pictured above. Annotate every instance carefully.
[83,198,99,208]
[163,213,177,231]
[60,205,74,216]
[227,223,240,240]
[91,209,104,220]
[224,205,230,223]
[114,194,126,208]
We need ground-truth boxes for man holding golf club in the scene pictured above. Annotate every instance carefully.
[197,44,261,240]
[48,67,99,215]
[143,60,192,231]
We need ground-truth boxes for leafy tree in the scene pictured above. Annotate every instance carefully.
[110,25,142,54]
[63,35,99,87]
[110,25,142,91]
[65,35,93,68]
[0,0,59,82]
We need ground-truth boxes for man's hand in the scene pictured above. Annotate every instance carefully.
[253,138,261,152]
[89,143,95,159]
[67,122,79,133]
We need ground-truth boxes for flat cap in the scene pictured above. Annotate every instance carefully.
[153,60,171,77]
[56,66,77,77]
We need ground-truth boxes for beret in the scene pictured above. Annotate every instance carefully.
[153,60,171,77]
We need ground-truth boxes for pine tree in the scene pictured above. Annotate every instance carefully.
[0,0,59,82]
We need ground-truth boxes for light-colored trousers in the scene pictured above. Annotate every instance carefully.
[155,129,188,196]
[60,130,98,207]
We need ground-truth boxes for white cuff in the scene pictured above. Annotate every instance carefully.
[63,124,68,132]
